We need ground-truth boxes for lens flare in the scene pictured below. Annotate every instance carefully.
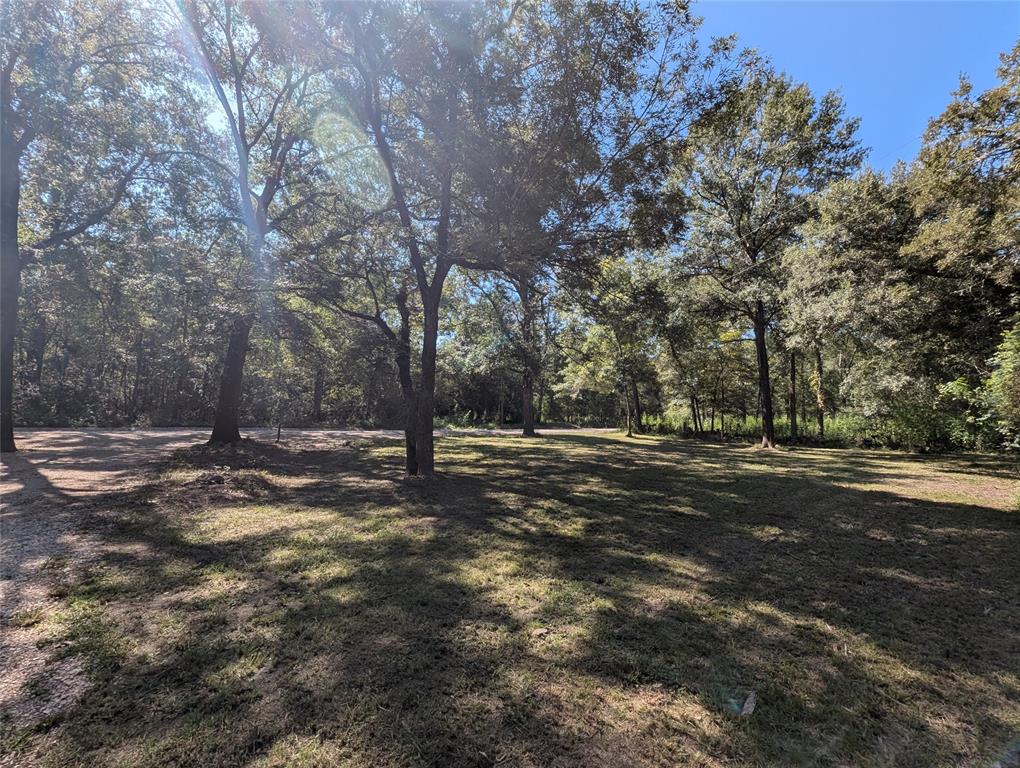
[311,110,390,211]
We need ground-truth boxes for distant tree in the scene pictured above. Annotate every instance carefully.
[559,256,658,436]
[783,46,1019,448]
[905,42,1019,374]
[983,323,1020,449]
[782,171,919,437]
[669,60,863,446]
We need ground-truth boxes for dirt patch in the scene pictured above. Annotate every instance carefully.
[1,430,211,731]
[0,498,100,730]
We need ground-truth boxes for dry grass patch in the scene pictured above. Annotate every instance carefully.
[2,434,1018,767]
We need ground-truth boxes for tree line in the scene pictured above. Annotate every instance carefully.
[2,0,1017,471]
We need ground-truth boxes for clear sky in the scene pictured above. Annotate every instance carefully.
[694,1,1019,171]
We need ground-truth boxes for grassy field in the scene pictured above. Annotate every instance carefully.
[3,433,1019,767]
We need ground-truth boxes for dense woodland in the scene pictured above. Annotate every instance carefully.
[2,1,1018,470]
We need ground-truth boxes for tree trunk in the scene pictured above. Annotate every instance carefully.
[788,349,798,442]
[752,301,776,448]
[129,338,145,421]
[719,379,727,437]
[814,344,825,440]
[799,353,807,428]
[209,222,264,446]
[624,391,633,437]
[0,137,21,453]
[414,287,441,476]
[631,379,644,434]
[518,278,538,437]
[521,368,536,437]
[208,315,253,444]
[173,294,190,422]
[395,289,418,476]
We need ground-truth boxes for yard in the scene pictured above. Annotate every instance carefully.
[2,431,1018,767]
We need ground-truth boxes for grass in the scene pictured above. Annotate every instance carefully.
[3,433,1019,767]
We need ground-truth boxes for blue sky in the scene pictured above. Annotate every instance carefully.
[695,1,1019,171]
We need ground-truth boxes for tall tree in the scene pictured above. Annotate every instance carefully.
[905,42,1019,374]
[559,256,659,436]
[315,1,715,473]
[783,43,1019,448]
[670,60,863,446]
[1,0,187,452]
[176,0,326,444]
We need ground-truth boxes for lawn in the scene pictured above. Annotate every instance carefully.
[3,434,1019,767]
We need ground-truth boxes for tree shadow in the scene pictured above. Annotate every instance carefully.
[3,434,1018,767]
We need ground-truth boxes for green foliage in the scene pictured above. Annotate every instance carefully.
[983,321,1020,449]
[3,1,1017,454]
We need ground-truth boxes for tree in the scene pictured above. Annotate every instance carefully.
[176,0,328,444]
[783,171,917,438]
[983,322,1020,448]
[670,60,863,447]
[782,46,1019,449]
[905,42,1019,379]
[559,256,658,436]
[314,0,717,473]
[285,221,423,475]
[1,0,184,451]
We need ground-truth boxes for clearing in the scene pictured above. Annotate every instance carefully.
[1,429,1018,767]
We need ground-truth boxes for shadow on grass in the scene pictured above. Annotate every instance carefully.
[4,435,1018,767]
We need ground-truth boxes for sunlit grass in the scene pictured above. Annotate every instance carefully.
[3,434,1018,767]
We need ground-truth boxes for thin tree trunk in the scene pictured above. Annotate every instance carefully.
[208,315,253,444]
[518,278,538,437]
[312,366,324,422]
[719,378,727,437]
[631,379,644,434]
[752,300,776,448]
[799,353,807,428]
[788,349,798,442]
[0,135,21,453]
[174,294,190,422]
[814,344,825,439]
[130,339,145,421]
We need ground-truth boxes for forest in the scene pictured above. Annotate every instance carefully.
[2,0,1017,466]
[2,2,1020,767]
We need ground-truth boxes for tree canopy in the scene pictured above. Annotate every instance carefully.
[2,0,1018,462]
